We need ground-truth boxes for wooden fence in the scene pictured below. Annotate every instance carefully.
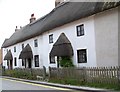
[49,66,120,85]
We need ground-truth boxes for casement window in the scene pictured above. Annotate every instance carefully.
[49,56,55,64]
[14,46,16,52]
[34,39,38,47]
[76,24,84,36]
[22,59,25,66]
[77,49,87,63]
[34,55,39,67]
[49,34,53,43]
[22,44,24,49]
[14,57,17,66]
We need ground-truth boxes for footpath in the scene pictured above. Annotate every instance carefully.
[2,76,115,92]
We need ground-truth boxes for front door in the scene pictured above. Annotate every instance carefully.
[10,60,13,70]
[28,58,32,68]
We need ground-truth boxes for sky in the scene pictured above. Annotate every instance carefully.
[0,0,55,47]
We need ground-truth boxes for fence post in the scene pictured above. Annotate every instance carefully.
[83,67,87,84]
[43,66,46,80]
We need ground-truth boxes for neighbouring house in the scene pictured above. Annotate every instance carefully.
[1,1,120,70]
[0,49,2,65]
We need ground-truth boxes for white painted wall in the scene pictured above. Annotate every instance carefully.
[94,7,118,67]
[2,15,97,69]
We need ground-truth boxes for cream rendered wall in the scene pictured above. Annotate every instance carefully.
[94,7,118,67]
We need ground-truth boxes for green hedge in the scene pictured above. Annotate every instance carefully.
[3,68,41,80]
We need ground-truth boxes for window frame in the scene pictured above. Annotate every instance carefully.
[77,49,87,63]
[34,55,39,67]
[34,39,38,47]
[76,24,84,36]
[49,34,53,43]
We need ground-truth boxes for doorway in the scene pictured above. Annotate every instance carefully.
[28,58,32,68]
[10,60,13,70]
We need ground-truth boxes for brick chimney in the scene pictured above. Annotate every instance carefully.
[29,13,36,23]
[55,0,64,7]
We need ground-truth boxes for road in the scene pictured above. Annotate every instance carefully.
[1,78,86,92]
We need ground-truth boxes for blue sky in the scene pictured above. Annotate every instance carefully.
[0,0,55,47]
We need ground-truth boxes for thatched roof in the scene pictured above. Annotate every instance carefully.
[4,50,13,60]
[50,33,73,56]
[2,2,120,48]
[19,44,33,59]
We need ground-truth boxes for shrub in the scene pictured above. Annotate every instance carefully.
[59,56,74,67]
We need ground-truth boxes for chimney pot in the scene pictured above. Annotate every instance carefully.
[30,13,36,23]
[15,26,18,31]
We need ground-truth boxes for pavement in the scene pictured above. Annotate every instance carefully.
[1,76,114,92]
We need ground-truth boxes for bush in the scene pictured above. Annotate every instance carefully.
[59,56,74,67]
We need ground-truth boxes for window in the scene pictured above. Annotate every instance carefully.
[22,59,25,66]
[77,49,87,63]
[76,24,84,36]
[34,39,38,47]
[49,56,55,64]
[14,57,17,66]
[34,55,39,67]
[22,44,24,49]
[14,46,16,52]
[49,34,53,43]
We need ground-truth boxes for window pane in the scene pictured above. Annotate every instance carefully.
[34,55,39,67]
[34,39,38,47]
[77,49,87,63]
[76,24,84,36]
[50,55,55,64]
[14,47,16,52]
[49,34,53,43]
[81,25,84,31]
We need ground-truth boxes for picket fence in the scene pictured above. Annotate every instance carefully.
[49,66,120,84]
